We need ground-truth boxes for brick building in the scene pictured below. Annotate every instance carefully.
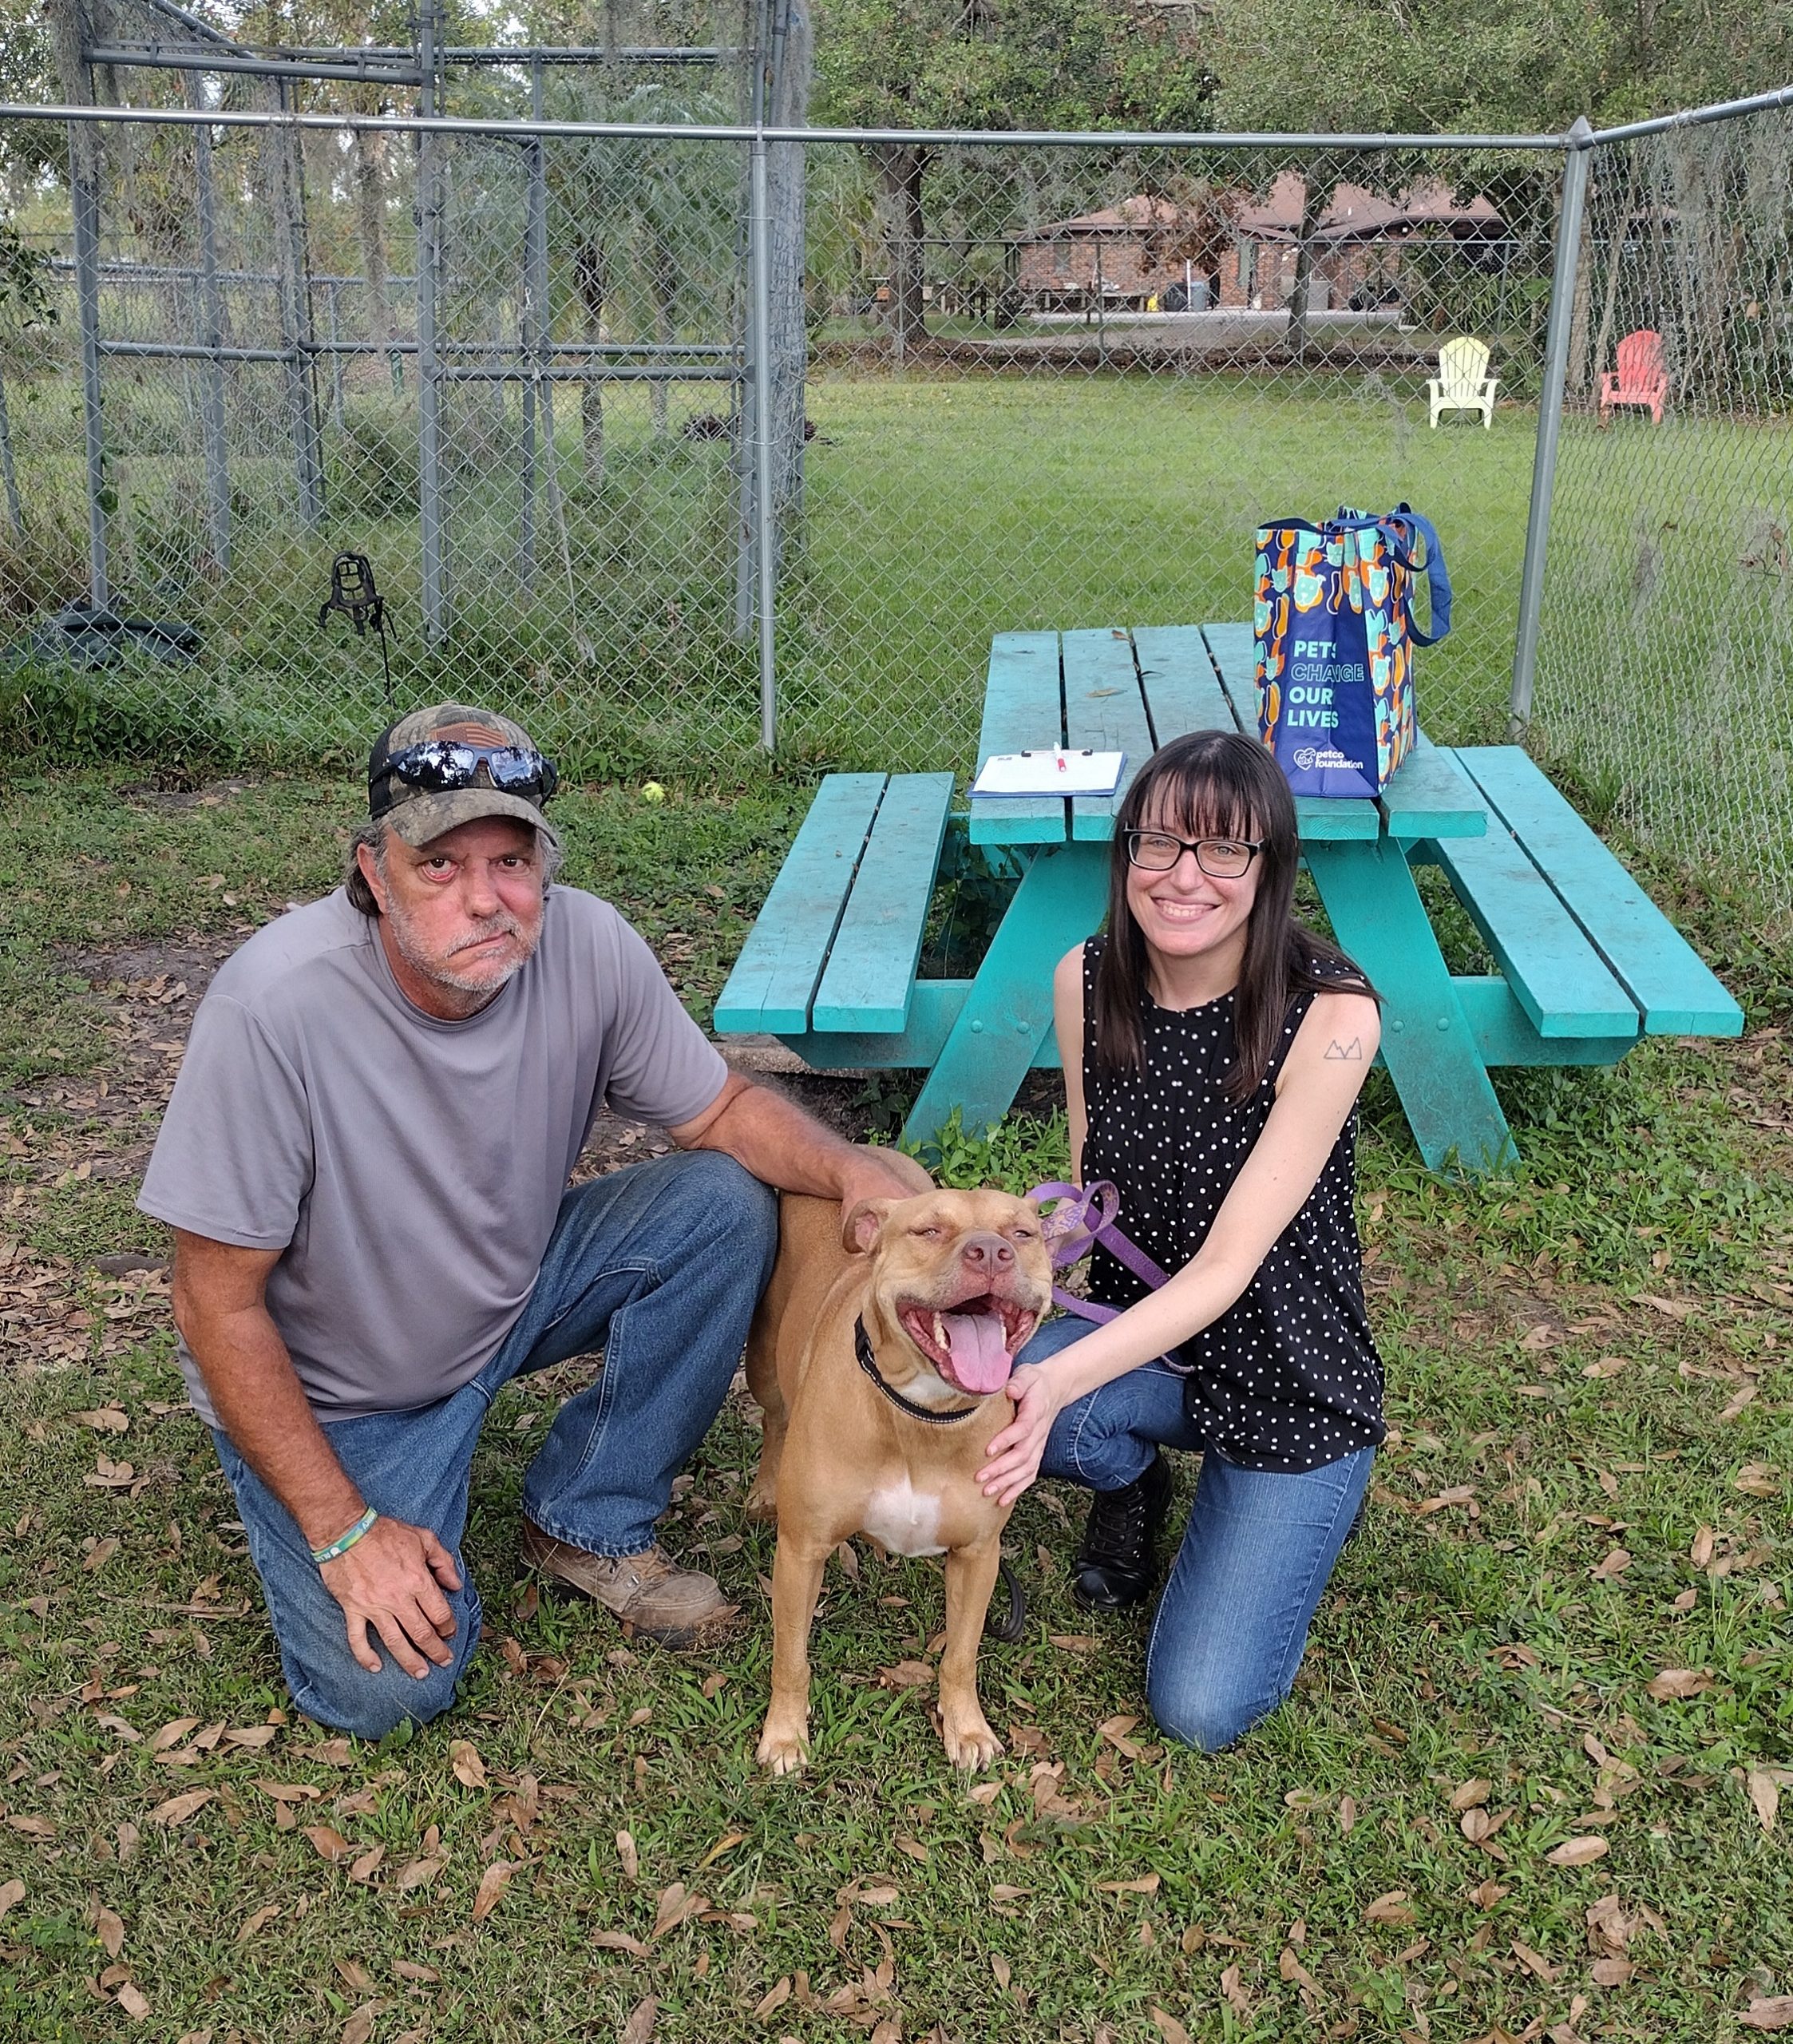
[1016,176,1506,313]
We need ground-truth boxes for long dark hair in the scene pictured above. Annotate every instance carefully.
[1092,731,1376,1103]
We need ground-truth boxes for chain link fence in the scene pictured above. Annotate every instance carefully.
[1,64,1789,921]
[1534,103,1793,924]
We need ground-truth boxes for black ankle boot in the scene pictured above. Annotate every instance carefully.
[1071,1451,1172,1610]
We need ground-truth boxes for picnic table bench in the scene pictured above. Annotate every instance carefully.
[715,622,1743,1174]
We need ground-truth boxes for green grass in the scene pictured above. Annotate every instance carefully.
[0,369,1617,770]
[9,365,1786,912]
[2,771,1791,2041]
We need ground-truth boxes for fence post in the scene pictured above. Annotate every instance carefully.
[186,73,232,572]
[57,0,110,609]
[0,371,23,540]
[750,130,777,751]
[518,55,546,593]
[417,0,445,642]
[326,280,346,431]
[269,79,323,529]
[1510,115,1593,738]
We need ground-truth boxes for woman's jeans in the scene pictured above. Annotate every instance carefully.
[211,1151,778,1741]
[1023,1317,1374,1754]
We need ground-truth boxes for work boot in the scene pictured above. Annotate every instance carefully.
[1071,1450,1173,1611]
[521,1522,738,1648]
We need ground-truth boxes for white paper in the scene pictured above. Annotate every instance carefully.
[971,748,1126,798]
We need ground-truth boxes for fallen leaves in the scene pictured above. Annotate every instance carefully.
[615,1830,639,1881]
[340,2004,379,2044]
[0,1879,24,1921]
[393,1856,445,1892]
[1149,2007,1193,2044]
[303,1824,354,1864]
[651,1882,707,1938]
[1449,1778,1492,1812]
[1094,1713,1146,1764]
[753,1978,791,2018]
[96,1905,125,1957]
[471,1860,517,1923]
[147,1789,214,1826]
[73,1405,129,1432]
[1742,1998,1793,2031]
[1545,1836,1609,1867]
[1747,1769,1783,1833]
[1636,1292,1696,1319]
[449,1739,488,1789]
[593,1929,653,1958]
[1511,1939,1559,1982]
[1645,1667,1717,1702]
[1364,1891,1415,1926]
[876,1661,935,1689]
[1590,1547,1633,1579]
[619,1997,657,2044]
[1414,1485,1478,1517]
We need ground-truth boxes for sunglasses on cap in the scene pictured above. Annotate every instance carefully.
[370,739,560,818]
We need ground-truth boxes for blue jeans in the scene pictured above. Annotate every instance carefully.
[212,1151,778,1740]
[1024,1317,1375,1753]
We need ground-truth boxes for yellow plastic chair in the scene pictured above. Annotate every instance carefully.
[1427,335,1498,428]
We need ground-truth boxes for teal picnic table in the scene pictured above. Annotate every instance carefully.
[715,623,1744,1174]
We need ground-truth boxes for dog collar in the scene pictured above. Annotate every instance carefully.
[854,1317,985,1425]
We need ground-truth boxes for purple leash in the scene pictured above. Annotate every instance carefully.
[1027,1180,1172,1326]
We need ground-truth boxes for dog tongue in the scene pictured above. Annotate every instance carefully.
[940,1312,1011,1394]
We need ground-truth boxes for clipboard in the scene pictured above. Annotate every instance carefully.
[970,748,1126,798]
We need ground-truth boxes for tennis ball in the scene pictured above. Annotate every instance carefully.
[641,782,667,805]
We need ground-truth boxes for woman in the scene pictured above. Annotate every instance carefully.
[978,730,1385,1752]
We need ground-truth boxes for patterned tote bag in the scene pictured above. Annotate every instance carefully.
[1253,505,1451,798]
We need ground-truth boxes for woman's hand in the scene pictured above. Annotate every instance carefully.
[978,1364,1063,1508]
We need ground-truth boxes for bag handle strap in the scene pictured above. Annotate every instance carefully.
[1379,505,1453,645]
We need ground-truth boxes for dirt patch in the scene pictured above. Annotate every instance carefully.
[115,777,259,811]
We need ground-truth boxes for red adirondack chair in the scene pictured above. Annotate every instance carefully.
[1600,329,1668,424]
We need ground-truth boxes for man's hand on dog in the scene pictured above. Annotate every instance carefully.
[978,1363,1061,1507]
[321,1516,462,1678]
[834,1148,928,1229]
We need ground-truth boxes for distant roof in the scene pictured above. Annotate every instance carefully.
[1238,171,1506,243]
[1027,176,1504,244]
[1031,195,1192,236]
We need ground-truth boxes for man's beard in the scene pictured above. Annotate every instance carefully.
[387,901,542,1010]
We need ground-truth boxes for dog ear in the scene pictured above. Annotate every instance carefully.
[842,1198,895,1254]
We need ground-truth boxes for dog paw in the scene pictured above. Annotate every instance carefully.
[744,1483,778,1523]
[755,1720,809,1774]
[941,1715,1003,1772]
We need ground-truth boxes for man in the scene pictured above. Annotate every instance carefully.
[139,703,913,1741]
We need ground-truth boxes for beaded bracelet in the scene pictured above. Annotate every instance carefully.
[311,1507,379,1566]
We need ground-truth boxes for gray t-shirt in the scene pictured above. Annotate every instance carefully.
[138,885,727,1426]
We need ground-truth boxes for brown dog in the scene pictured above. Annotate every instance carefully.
[745,1152,1054,1773]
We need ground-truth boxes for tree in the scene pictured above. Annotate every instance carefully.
[813,0,1213,348]
[1194,0,1791,355]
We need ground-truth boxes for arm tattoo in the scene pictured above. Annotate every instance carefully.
[1324,1037,1365,1061]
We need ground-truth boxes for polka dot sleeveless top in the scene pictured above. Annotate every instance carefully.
[1080,937,1385,1472]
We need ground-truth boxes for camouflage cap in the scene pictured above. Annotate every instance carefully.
[367,702,561,852]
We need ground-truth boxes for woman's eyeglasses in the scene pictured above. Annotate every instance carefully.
[1124,830,1262,878]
